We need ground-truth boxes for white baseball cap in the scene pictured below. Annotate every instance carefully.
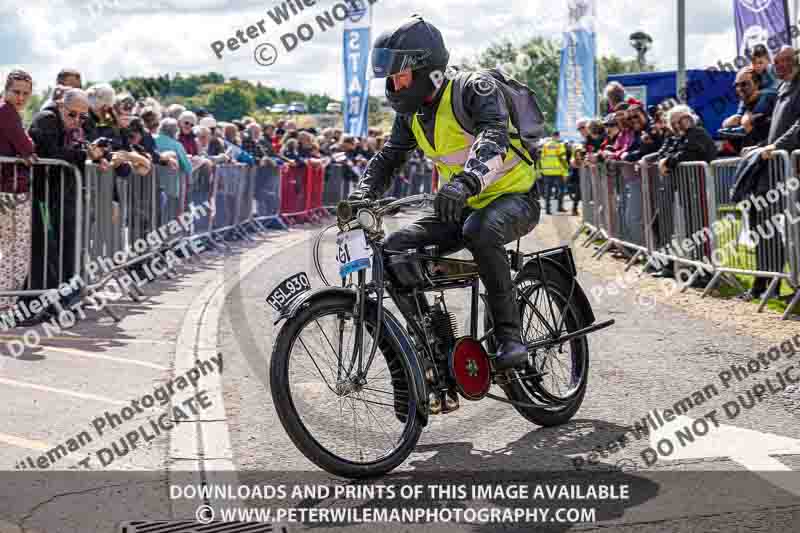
[199,116,217,129]
[179,110,198,125]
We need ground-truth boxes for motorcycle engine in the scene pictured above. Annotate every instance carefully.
[427,297,457,360]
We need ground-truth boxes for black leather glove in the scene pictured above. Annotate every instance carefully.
[434,173,479,223]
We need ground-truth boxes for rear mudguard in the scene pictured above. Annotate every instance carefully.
[278,287,429,426]
[518,256,596,325]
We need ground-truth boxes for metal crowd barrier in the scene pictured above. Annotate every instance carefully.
[84,163,178,307]
[280,164,314,225]
[0,152,338,331]
[787,152,800,316]
[595,161,647,263]
[579,165,594,227]
[578,162,611,248]
[305,163,328,223]
[210,164,252,241]
[232,165,257,240]
[253,164,287,230]
[704,152,796,312]
[323,163,352,212]
[0,157,83,313]
[189,164,213,234]
[665,161,716,288]
[572,151,800,319]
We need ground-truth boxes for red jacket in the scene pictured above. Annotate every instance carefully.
[0,101,34,193]
[178,132,198,156]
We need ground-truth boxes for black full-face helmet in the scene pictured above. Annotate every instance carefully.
[371,14,450,114]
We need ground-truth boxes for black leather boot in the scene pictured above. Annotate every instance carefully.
[490,292,529,371]
[494,337,529,371]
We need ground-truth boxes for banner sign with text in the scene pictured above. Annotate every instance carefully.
[343,1,371,137]
[556,0,597,142]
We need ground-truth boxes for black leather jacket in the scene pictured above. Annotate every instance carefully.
[357,72,512,198]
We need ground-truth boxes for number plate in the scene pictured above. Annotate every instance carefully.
[266,272,311,312]
[336,229,372,278]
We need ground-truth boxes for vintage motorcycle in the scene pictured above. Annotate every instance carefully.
[267,194,613,478]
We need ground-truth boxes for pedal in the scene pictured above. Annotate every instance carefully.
[441,390,460,413]
[428,392,442,415]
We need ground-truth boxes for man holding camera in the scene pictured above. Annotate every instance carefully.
[25,89,110,322]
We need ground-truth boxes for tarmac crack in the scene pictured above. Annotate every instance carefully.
[17,479,166,530]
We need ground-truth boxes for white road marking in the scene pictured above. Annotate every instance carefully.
[0,431,51,451]
[0,377,126,405]
[0,335,173,345]
[649,410,800,495]
[41,346,167,370]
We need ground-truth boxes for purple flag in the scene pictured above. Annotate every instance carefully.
[734,0,791,59]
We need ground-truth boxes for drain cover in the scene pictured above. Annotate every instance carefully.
[119,521,288,532]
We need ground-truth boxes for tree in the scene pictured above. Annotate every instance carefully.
[206,85,254,121]
[172,73,201,97]
[461,36,561,130]
[462,35,658,128]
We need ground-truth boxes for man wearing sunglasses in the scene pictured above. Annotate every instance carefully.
[30,89,104,168]
[25,89,101,321]
[721,66,776,153]
[349,14,541,371]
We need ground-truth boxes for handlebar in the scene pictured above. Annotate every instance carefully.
[336,194,435,224]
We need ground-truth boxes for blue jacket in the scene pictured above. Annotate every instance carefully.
[154,134,193,176]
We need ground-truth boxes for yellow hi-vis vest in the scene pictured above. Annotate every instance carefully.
[410,80,537,210]
[540,140,568,176]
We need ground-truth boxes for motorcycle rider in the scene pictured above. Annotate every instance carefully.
[349,15,541,371]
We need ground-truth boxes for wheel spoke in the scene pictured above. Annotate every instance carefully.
[512,277,587,404]
[297,336,338,393]
[284,308,414,467]
[316,319,346,379]
[357,391,400,452]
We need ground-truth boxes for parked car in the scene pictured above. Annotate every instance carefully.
[269,103,288,113]
[325,102,342,113]
[287,101,307,114]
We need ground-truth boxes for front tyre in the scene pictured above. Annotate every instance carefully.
[270,294,423,478]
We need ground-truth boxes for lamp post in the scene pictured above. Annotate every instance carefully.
[677,0,686,102]
[629,31,653,71]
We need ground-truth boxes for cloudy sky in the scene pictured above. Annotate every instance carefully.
[0,0,780,100]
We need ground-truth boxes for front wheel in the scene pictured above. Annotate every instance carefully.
[488,261,591,426]
[270,294,423,478]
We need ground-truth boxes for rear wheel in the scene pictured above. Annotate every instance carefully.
[270,294,423,478]
[488,262,590,426]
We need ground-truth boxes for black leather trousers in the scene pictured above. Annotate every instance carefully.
[385,192,541,342]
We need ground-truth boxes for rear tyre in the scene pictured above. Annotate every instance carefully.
[487,261,591,427]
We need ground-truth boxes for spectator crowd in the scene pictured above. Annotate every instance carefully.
[0,67,437,327]
[567,43,800,302]
[6,42,797,323]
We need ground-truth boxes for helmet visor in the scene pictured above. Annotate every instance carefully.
[371,48,431,77]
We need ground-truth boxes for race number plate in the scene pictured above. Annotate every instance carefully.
[336,229,372,278]
[266,272,311,312]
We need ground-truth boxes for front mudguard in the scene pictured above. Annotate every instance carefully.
[277,287,430,427]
